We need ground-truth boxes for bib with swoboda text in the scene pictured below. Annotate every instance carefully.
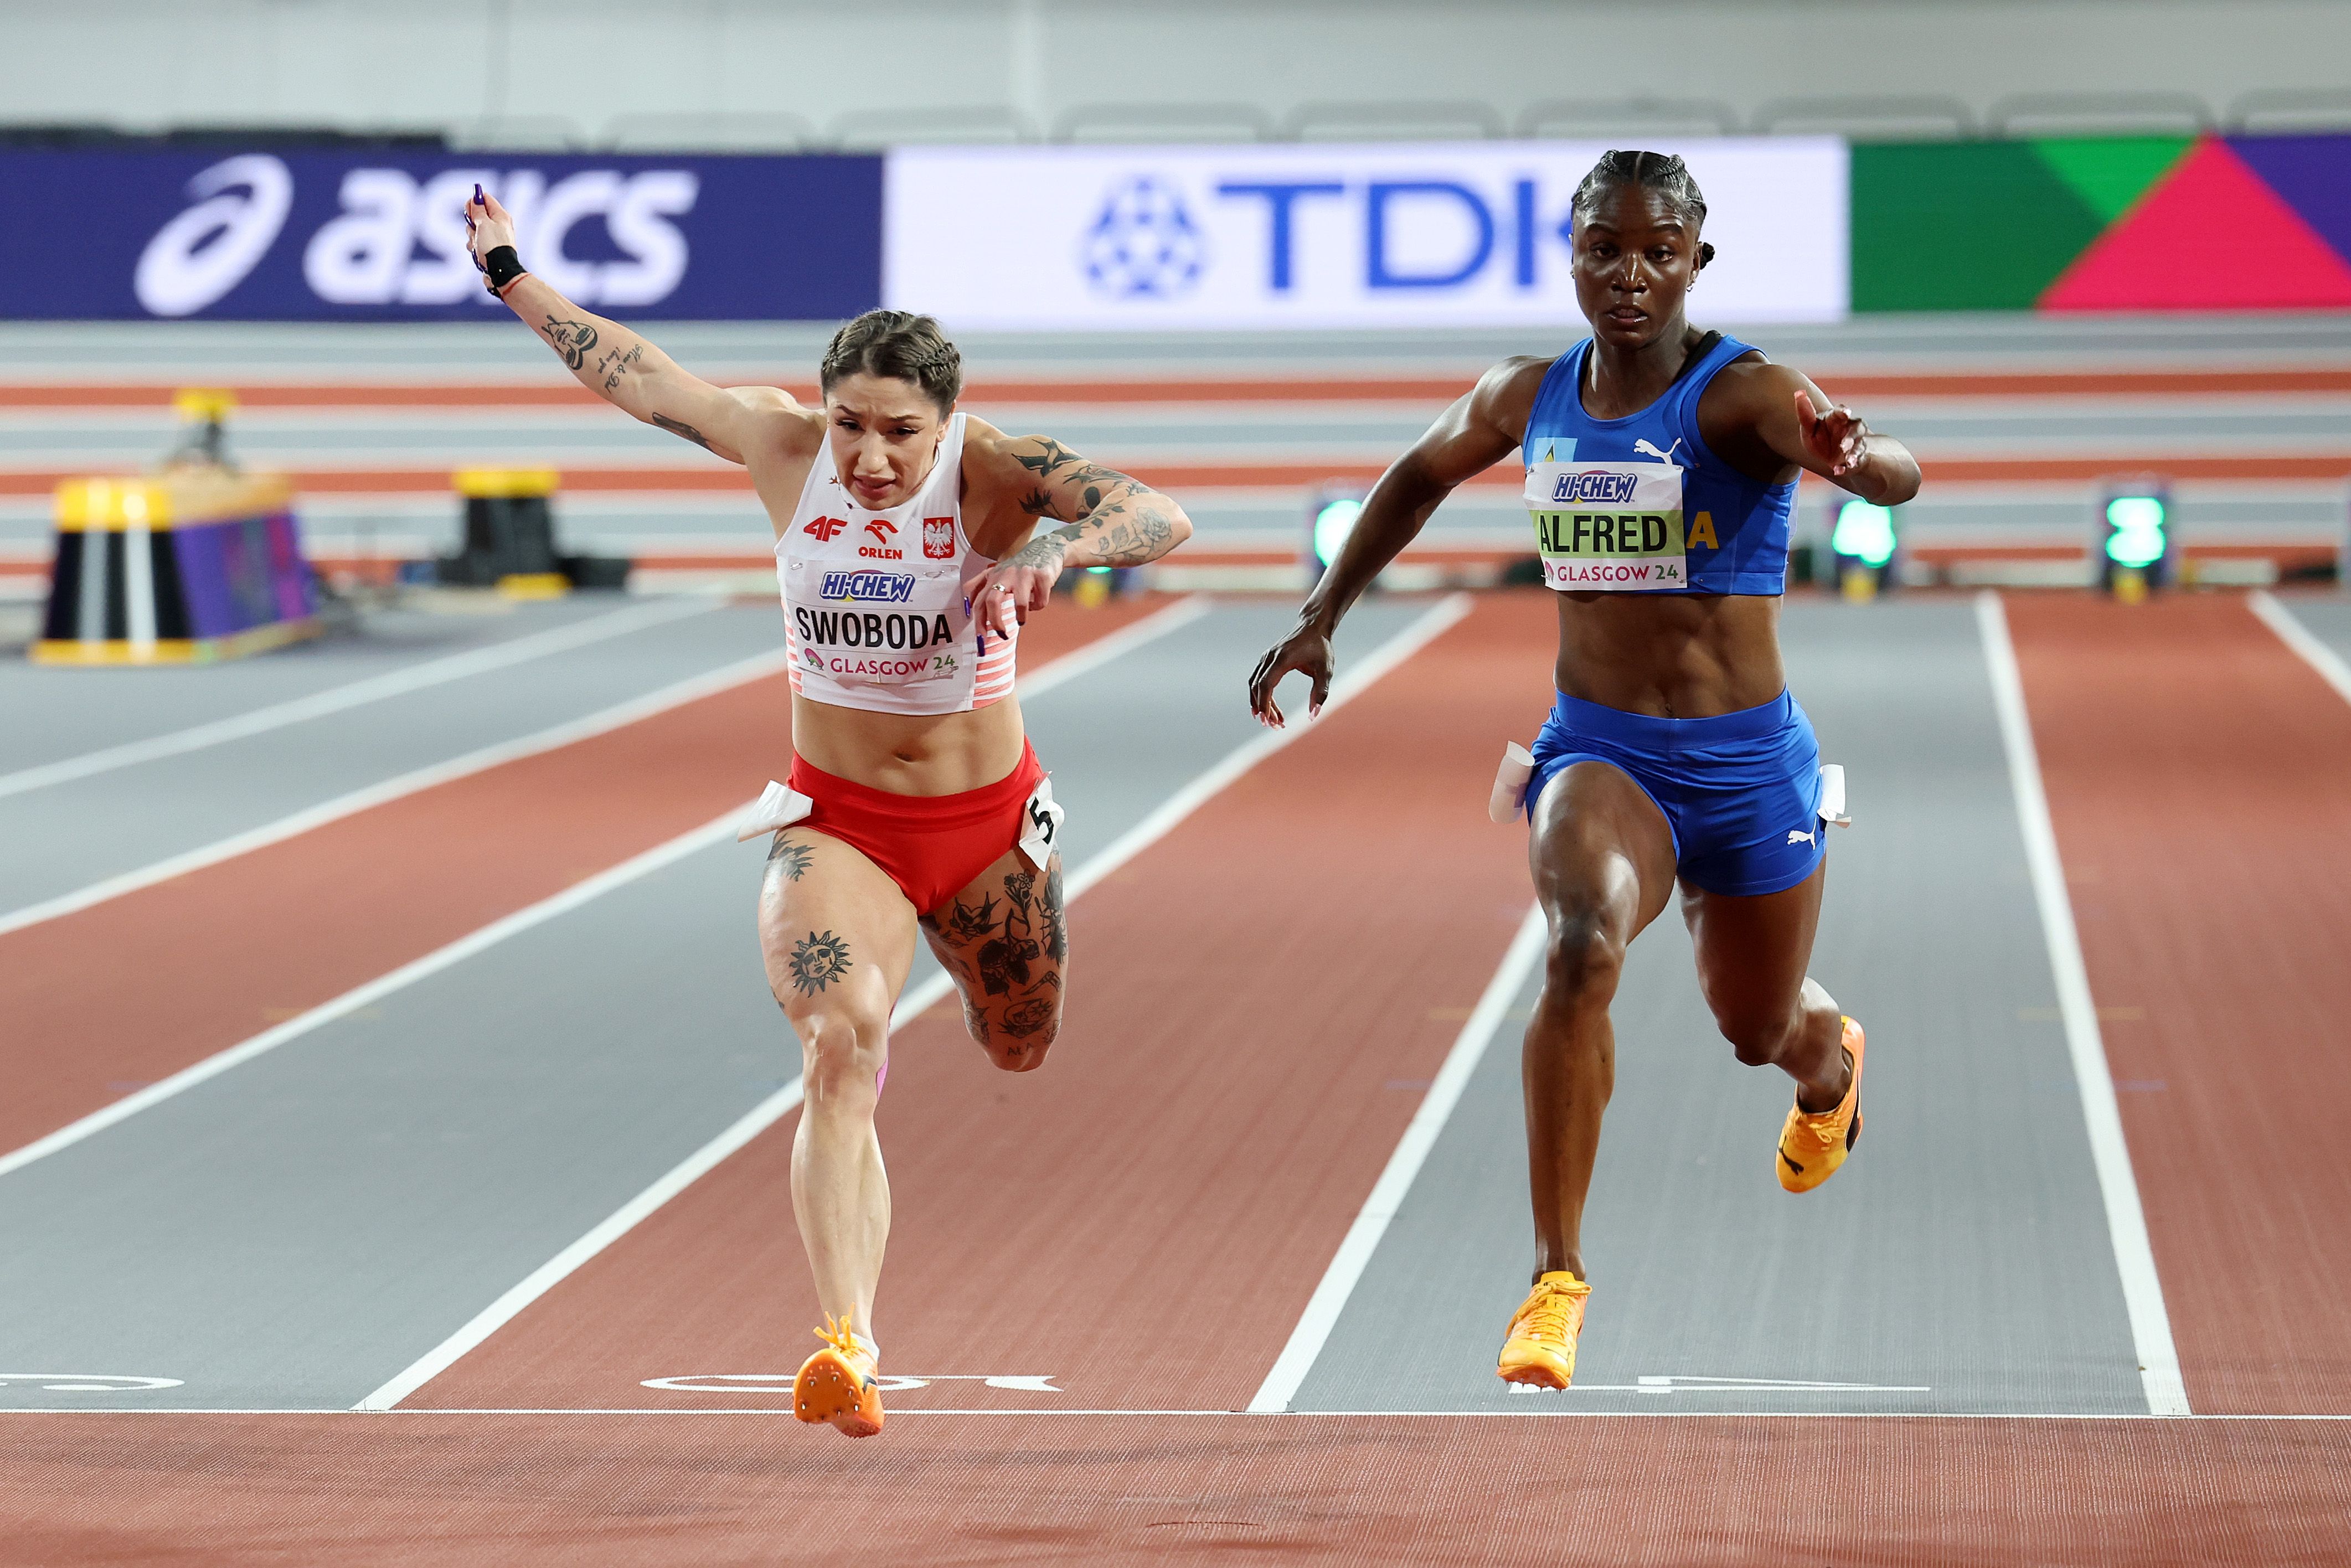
[1524,461,1687,592]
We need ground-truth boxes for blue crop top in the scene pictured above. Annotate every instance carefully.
[1520,333,1795,596]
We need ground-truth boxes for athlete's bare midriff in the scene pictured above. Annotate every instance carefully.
[1552,591,1786,719]
[789,691,1027,797]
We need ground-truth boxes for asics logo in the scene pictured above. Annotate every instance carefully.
[803,517,847,541]
[1787,828,1816,845]
[1633,438,1684,465]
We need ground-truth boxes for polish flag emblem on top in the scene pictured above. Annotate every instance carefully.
[923,517,956,560]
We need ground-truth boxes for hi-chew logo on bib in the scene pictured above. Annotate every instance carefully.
[1525,461,1688,591]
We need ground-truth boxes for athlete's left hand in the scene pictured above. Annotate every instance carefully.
[1796,390,1870,478]
[966,537,1064,637]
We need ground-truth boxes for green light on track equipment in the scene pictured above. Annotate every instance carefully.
[1831,501,1899,569]
[2105,494,2169,570]
[1311,496,1364,573]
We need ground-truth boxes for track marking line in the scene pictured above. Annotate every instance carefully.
[357,594,1471,1412]
[0,644,797,939]
[1976,591,2190,1417]
[0,813,739,1187]
[2247,590,2351,709]
[9,1408,2351,1422]
[0,597,715,803]
[0,602,1210,1191]
[1248,902,1547,1415]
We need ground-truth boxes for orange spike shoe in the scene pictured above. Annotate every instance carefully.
[793,1314,885,1437]
[1777,1015,1866,1194]
[1497,1271,1591,1389]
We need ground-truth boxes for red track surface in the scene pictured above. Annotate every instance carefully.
[8,365,2351,408]
[5,1412,2347,1566]
[411,593,1555,1413]
[2007,592,2351,1416]
[0,601,1156,1158]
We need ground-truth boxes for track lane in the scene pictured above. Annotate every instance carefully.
[2,1412,2347,1567]
[2008,591,2351,1415]
[0,600,1163,1164]
[407,593,1555,1414]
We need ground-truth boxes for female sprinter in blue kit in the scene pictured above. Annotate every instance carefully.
[1247,151,1921,1388]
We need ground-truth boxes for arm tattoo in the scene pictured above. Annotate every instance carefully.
[766,836,813,880]
[787,930,853,997]
[595,342,643,393]
[651,412,714,452]
[1006,440,1182,567]
[541,315,599,371]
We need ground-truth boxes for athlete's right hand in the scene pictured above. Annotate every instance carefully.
[463,184,518,271]
[1247,623,1336,729]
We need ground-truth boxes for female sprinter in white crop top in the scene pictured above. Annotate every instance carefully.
[466,188,1192,1439]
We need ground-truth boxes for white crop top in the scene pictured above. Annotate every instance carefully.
[777,413,1017,716]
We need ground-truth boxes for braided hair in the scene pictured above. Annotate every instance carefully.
[819,310,963,414]
[1571,151,1716,269]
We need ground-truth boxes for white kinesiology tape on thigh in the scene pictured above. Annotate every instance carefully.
[735,778,816,843]
[1817,763,1851,827]
[1489,742,1535,824]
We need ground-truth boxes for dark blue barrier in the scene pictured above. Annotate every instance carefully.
[0,149,881,321]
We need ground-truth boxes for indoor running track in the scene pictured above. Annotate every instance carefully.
[3,586,2350,1566]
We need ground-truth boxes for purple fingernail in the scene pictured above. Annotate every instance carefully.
[474,183,484,204]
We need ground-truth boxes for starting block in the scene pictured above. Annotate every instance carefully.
[35,470,321,666]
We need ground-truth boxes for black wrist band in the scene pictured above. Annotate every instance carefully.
[482,246,526,296]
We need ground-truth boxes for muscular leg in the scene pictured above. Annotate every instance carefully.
[1680,862,1851,1110]
[1523,762,1678,1284]
[759,828,919,1345]
[920,847,1068,1072]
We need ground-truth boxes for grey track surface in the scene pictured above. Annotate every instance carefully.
[0,601,777,916]
[2276,592,2351,673]
[0,599,1425,1409]
[1289,599,2147,1418]
[0,596,677,769]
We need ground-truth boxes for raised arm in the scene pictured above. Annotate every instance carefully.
[463,186,793,466]
[962,432,1194,636]
[1245,355,1543,726]
[1705,360,1922,508]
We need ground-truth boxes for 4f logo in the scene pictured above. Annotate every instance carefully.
[923,517,956,560]
[864,518,899,545]
[804,517,848,542]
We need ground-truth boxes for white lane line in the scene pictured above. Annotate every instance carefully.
[1014,594,1211,695]
[0,598,715,803]
[2248,590,2351,709]
[1248,902,1547,1415]
[0,645,795,940]
[0,813,738,1185]
[1976,591,2189,1417]
[20,1407,2351,1421]
[357,594,1473,1411]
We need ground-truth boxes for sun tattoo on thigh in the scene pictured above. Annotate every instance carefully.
[788,930,852,997]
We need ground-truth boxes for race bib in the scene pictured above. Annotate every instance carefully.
[1017,776,1064,871]
[1524,461,1687,592]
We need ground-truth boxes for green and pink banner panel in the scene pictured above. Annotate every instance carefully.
[1852,132,2351,313]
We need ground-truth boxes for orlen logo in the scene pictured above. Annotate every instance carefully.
[819,570,915,603]
[135,156,296,317]
[305,167,698,308]
[804,517,848,541]
[863,519,898,544]
[1552,472,1638,506]
[922,518,956,560]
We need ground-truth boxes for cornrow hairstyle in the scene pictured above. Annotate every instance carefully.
[1571,150,1717,270]
[818,309,964,414]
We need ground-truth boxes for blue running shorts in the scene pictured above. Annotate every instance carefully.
[1525,688,1828,897]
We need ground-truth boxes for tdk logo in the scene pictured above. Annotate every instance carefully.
[1553,472,1638,505]
[1083,176,1207,300]
[820,570,916,603]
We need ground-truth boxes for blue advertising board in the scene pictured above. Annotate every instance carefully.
[0,149,881,321]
